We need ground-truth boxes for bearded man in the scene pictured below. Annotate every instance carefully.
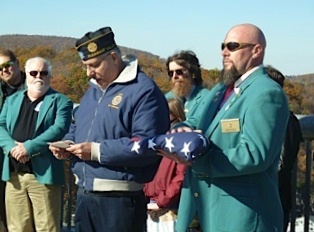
[173,24,289,232]
[0,57,73,232]
[165,50,211,130]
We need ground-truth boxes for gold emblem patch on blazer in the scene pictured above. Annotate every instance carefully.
[221,118,240,133]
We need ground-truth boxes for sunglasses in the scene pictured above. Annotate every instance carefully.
[29,70,49,77]
[0,61,14,71]
[168,69,184,77]
[221,42,256,52]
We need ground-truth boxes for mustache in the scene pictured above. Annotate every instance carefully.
[33,80,45,84]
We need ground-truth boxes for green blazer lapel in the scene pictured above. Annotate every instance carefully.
[206,71,261,137]
[205,106,225,137]
[9,91,25,133]
[36,89,55,130]
[185,86,202,111]
[203,84,226,136]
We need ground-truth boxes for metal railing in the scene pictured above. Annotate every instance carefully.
[61,164,76,232]
[60,114,314,232]
[289,115,314,232]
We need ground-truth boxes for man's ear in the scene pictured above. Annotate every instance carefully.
[252,44,263,59]
[110,52,119,64]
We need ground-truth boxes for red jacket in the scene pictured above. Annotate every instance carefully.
[143,157,186,209]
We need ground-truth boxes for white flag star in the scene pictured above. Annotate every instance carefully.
[198,134,207,147]
[131,141,141,154]
[181,141,192,158]
[165,136,175,153]
[148,138,156,150]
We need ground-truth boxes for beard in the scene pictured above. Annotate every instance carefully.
[172,79,193,98]
[220,65,241,86]
[27,80,50,94]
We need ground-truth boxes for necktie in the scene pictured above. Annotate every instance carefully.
[219,85,234,109]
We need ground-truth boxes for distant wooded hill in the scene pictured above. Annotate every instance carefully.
[0,34,313,114]
[0,34,312,80]
[0,34,161,60]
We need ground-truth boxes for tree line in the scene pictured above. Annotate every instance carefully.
[1,44,311,115]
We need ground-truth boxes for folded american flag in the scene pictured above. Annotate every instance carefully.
[129,132,209,162]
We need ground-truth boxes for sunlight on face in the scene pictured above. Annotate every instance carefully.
[26,59,50,93]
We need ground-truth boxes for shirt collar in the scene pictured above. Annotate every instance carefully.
[234,65,263,88]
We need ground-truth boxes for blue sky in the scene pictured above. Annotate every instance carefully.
[1,0,313,75]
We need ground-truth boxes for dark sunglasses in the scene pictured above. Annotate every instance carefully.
[0,61,14,71]
[168,69,184,77]
[29,70,49,77]
[221,42,256,52]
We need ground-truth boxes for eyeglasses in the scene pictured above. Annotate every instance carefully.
[0,61,14,71]
[29,70,49,77]
[221,42,256,52]
[82,52,111,71]
[82,59,103,71]
[168,69,185,77]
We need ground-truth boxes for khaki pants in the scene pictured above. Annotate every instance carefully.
[5,173,61,232]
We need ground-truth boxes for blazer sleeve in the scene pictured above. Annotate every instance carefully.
[0,98,17,155]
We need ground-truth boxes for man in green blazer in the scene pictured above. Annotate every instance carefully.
[165,50,211,130]
[165,50,212,231]
[175,24,289,232]
[0,57,73,232]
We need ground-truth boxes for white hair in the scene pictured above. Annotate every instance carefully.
[24,57,52,73]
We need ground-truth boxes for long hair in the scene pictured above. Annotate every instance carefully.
[168,98,186,124]
[0,49,17,62]
[166,50,203,86]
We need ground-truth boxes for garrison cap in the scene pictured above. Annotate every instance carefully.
[75,27,117,61]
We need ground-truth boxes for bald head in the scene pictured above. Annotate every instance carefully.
[228,23,266,48]
[223,24,267,71]
[226,23,267,63]
[220,23,267,83]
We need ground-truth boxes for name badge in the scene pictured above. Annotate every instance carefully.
[221,118,240,133]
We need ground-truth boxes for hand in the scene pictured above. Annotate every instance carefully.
[158,149,192,166]
[49,142,72,160]
[11,142,30,164]
[66,142,92,160]
[147,202,160,211]
[170,126,193,133]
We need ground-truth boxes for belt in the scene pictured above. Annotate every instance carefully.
[92,179,144,191]
[82,189,143,197]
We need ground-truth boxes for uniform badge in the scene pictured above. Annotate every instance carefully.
[87,42,98,53]
[108,93,123,109]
